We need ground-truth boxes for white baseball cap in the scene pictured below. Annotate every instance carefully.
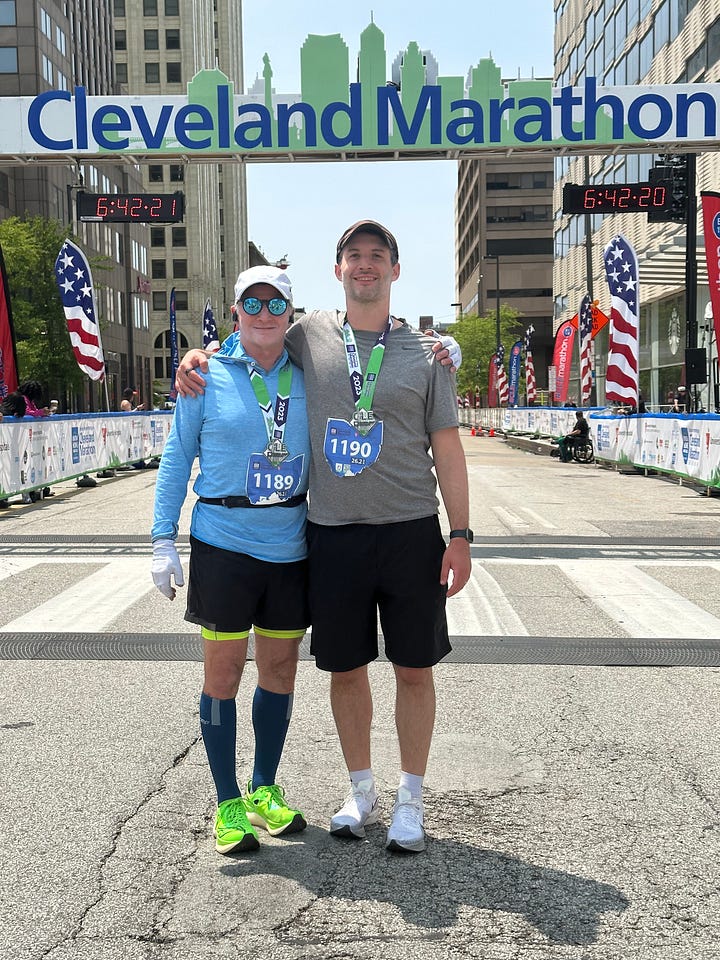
[234,265,292,304]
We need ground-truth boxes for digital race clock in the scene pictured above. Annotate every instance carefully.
[562,182,672,214]
[76,191,184,223]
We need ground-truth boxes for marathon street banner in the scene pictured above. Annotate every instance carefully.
[0,412,172,498]
[507,340,523,407]
[551,322,576,404]
[3,35,720,161]
[488,353,499,408]
[0,241,19,399]
[701,191,720,351]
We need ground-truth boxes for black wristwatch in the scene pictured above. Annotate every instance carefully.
[449,528,474,543]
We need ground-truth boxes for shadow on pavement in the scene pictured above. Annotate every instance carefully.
[218,823,629,946]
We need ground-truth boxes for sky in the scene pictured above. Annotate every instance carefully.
[241,1,554,326]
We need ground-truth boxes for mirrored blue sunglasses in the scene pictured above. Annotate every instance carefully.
[240,296,288,316]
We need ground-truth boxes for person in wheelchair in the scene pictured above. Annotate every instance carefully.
[557,410,590,462]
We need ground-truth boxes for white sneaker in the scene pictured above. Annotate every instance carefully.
[329,778,380,839]
[385,787,425,853]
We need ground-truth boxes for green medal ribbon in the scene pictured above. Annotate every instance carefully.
[248,359,292,465]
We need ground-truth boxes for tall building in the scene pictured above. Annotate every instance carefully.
[0,0,153,410]
[554,0,718,408]
[112,0,248,395]
[454,69,555,382]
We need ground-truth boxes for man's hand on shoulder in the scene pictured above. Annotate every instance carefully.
[176,349,211,397]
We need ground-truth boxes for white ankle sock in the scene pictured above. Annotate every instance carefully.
[350,769,376,795]
[399,770,423,800]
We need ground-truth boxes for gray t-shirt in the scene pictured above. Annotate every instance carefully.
[286,310,459,526]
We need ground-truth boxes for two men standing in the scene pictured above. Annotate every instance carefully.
[158,220,472,854]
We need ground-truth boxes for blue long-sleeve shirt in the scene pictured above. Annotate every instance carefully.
[151,333,310,563]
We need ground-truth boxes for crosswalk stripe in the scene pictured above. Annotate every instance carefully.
[559,559,720,639]
[0,558,41,582]
[518,507,557,529]
[0,559,154,633]
[491,505,530,527]
[3,554,720,640]
[446,565,528,636]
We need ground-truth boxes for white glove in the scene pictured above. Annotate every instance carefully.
[424,329,462,370]
[151,539,184,600]
[439,335,462,370]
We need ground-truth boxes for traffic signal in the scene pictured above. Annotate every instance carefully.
[647,155,689,223]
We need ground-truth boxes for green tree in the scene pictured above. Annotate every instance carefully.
[449,305,524,399]
[0,216,91,403]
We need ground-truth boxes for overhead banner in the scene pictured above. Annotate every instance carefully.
[3,33,720,161]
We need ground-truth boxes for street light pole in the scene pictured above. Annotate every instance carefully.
[483,254,502,406]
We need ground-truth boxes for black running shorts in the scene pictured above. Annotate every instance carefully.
[185,535,310,634]
[306,516,451,672]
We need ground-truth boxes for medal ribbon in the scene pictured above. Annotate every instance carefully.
[342,316,393,413]
[248,360,292,446]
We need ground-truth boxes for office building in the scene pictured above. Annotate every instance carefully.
[455,149,555,383]
[112,0,248,394]
[0,0,153,409]
[554,0,719,407]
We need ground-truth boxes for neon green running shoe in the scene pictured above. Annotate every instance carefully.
[244,781,307,836]
[213,796,260,854]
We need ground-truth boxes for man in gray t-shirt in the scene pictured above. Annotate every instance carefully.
[293,220,471,854]
[175,220,471,855]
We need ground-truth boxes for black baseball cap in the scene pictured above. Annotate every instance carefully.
[336,220,399,263]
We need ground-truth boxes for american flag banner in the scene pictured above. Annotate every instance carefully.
[202,299,220,352]
[495,343,509,405]
[54,239,105,381]
[578,294,594,404]
[603,233,639,407]
[524,325,536,404]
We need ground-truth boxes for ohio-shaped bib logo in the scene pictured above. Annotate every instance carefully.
[324,418,383,477]
[246,452,304,503]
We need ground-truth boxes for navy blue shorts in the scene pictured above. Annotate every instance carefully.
[185,535,310,634]
[307,516,451,672]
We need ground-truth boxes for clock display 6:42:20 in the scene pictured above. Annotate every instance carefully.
[562,182,671,214]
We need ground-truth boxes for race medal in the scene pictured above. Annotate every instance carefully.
[246,452,305,504]
[264,438,289,466]
[323,418,383,477]
[351,409,376,436]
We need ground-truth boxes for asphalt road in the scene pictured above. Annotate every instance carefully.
[1,434,719,960]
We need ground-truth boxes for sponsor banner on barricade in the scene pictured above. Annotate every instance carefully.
[0,411,172,497]
[480,407,720,490]
[591,413,720,489]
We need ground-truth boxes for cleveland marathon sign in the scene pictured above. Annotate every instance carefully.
[2,33,720,161]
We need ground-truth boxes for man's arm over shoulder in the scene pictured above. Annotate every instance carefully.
[431,426,471,598]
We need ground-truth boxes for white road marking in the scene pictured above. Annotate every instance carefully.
[0,559,155,633]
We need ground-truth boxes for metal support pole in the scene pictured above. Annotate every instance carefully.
[685,153,698,410]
